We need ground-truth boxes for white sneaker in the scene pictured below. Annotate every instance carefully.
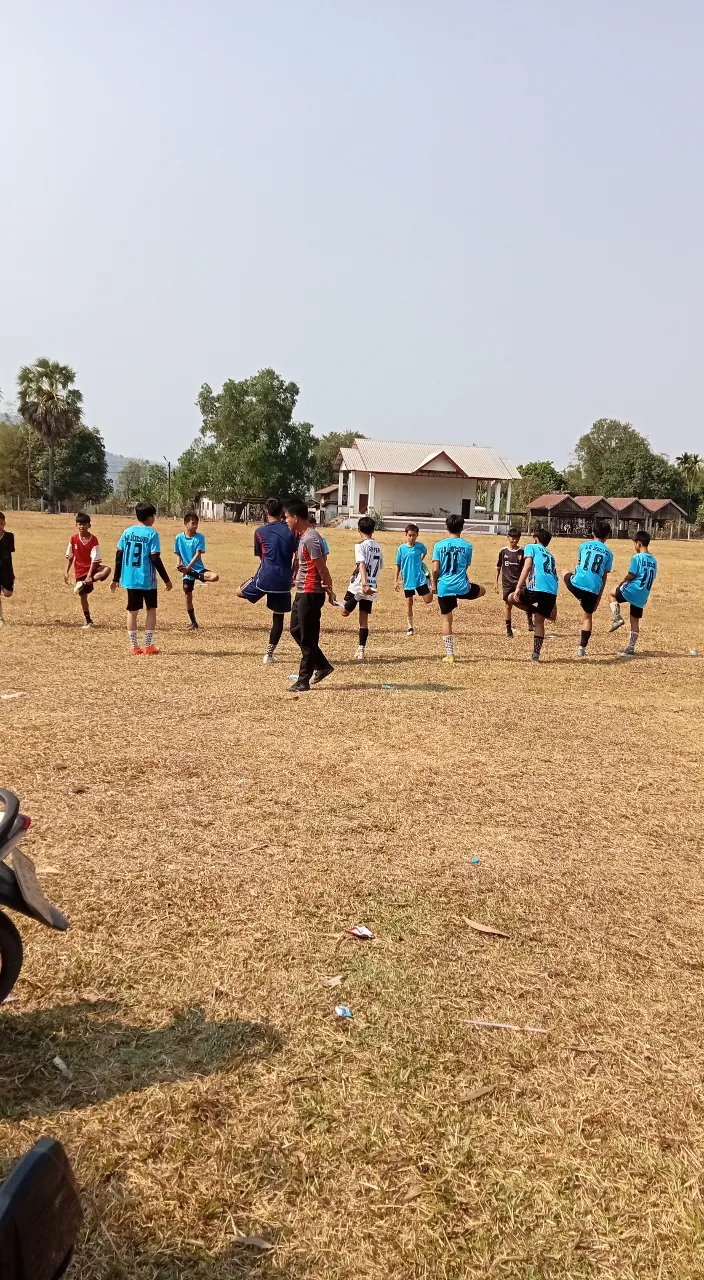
[81,620,94,630]
[263,651,278,664]
[354,646,366,662]
[609,615,625,633]
[407,627,414,636]
[577,646,586,658]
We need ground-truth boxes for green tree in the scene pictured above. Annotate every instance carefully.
[140,463,169,508]
[514,460,566,507]
[676,452,703,520]
[312,430,364,491]
[173,440,216,509]
[572,418,688,506]
[17,359,83,511]
[51,426,112,506]
[116,459,146,503]
[0,422,45,503]
[196,368,314,499]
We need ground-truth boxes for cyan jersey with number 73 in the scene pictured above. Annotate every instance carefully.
[118,525,160,590]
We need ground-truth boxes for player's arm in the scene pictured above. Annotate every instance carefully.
[394,555,402,591]
[513,555,532,596]
[431,558,441,591]
[150,551,173,591]
[64,549,74,584]
[184,549,202,573]
[111,547,123,592]
[312,554,335,603]
[495,550,503,592]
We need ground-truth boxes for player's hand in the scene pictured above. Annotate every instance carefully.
[326,585,335,604]
[363,584,373,595]
[165,580,174,592]
[395,582,400,592]
[64,573,70,585]
[176,563,186,574]
[495,583,499,593]
[110,581,118,594]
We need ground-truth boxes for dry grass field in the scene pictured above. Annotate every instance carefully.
[1,512,704,1279]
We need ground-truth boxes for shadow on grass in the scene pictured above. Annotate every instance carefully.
[0,1003,283,1121]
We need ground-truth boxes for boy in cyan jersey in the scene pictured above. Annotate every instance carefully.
[431,514,485,663]
[111,502,173,655]
[609,530,657,656]
[174,512,219,631]
[395,523,432,636]
[342,515,384,662]
[509,526,558,661]
[238,497,298,664]
[563,517,614,658]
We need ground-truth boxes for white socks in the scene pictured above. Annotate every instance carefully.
[145,630,154,648]
[443,634,454,656]
[128,630,137,647]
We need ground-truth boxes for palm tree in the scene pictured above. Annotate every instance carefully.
[16,359,83,512]
[676,452,703,520]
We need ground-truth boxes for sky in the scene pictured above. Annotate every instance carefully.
[2,0,703,469]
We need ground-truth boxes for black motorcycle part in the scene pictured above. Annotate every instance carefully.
[0,791,20,850]
[0,911,23,1006]
[0,1138,83,1280]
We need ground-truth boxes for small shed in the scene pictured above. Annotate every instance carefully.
[606,497,650,535]
[574,496,618,519]
[315,484,340,524]
[528,493,583,534]
[641,498,688,535]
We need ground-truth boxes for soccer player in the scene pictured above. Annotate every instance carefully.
[341,516,384,661]
[431,514,485,662]
[563,517,614,657]
[609,529,657,656]
[496,526,533,638]
[283,495,336,692]
[0,512,15,627]
[395,523,432,635]
[64,513,111,628]
[110,501,173,655]
[174,512,219,631]
[509,526,558,661]
[308,514,330,555]
[238,497,298,663]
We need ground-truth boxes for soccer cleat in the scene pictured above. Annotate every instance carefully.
[187,621,199,631]
[263,651,278,664]
[130,646,144,656]
[618,647,636,658]
[506,629,514,639]
[81,620,94,630]
[143,645,160,655]
[407,627,415,636]
[73,581,87,595]
[354,646,366,662]
[311,663,335,685]
[609,616,625,632]
[442,654,455,663]
[577,646,586,658]
[530,651,541,661]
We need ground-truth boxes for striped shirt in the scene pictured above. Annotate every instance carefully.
[295,527,326,593]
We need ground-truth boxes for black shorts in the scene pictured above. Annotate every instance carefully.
[438,583,482,614]
[502,585,521,603]
[565,573,599,615]
[404,584,430,598]
[519,587,557,619]
[126,588,158,612]
[0,567,14,594]
[343,591,373,615]
[182,571,206,593]
[615,585,643,619]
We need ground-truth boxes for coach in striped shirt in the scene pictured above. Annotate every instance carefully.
[283,496,336,693]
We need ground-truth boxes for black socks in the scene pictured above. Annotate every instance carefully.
[580,629,591,649]
[359,628,368,648]
[269,613,284,648]
[533,634,544,656]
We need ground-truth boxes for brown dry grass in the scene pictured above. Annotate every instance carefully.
[1,513,704,1279]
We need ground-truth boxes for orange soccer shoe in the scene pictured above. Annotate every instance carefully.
[143,645,160,656]
[130,646,144,656]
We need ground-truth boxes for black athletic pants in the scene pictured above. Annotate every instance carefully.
[290,592,328,686]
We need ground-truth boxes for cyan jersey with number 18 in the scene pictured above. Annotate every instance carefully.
[571,539,614,594]
[621,551,657,609]
[432,537,473,597]
[118,524,160,590]
[523,543,558,595]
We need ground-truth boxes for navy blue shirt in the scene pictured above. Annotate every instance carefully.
[253,522,297,591]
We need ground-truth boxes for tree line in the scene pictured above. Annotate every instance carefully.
[1,361,700,521]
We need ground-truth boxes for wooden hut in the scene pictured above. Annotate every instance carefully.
[528,493,582,534]
[605,497,649,536]
[641,498,688,537]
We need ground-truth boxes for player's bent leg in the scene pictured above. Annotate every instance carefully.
[203,571,219,582]
[93,565,111,583]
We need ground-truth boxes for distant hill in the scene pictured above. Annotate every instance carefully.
[106,452,157,485]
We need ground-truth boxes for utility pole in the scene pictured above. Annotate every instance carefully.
[163,456,171,516]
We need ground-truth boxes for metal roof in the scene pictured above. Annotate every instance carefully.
[529,493,582,513]
[641,498,688,517]
[337,438,519,480]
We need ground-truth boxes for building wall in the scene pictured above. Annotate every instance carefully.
[350,472,478,517]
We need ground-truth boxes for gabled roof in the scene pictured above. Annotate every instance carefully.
[337,438,519,480]
[315,483,339,496]
[529,493,582,514]
[641,498,688,518]
[606,497,644,513]
[574,495,605,509]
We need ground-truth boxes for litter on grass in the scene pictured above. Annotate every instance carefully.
[52,1055,73,1079]
[347,925,374,940]
[465,1019,548,1034]
[471,857,480,864]
[335,1004,353,1019]
[288,674,298,680]
[381,684,395,690]
[233,1237,274,1252]
[462,917,509,938]
[326,975,343,987]
[690,650,699,657]
[458,1084,497,1102]
[0,692,26,701]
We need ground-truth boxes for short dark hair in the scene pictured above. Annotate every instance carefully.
[283,495,309,521]
[0,512,5,522]
[594,518,611,540]
[405,523,419,534]
[507,525,520,537]
[358,516,375,536]
[265,497,282,518]
[634,529,651,546]
[535,526,552,546]
[308,513,317,525]
[184,510,198,523]
[75,512,91,524]
[446,514,464,535]
[135,501,156,522]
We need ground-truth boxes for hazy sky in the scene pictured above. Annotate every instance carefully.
[2,0,703,467]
